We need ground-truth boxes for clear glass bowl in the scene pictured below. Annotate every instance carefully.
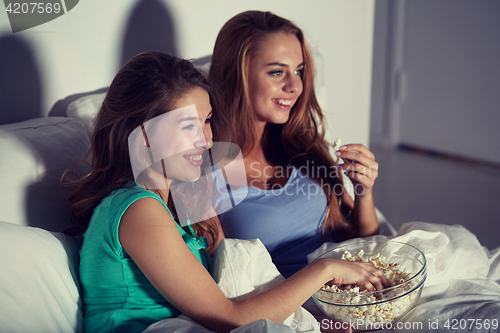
[312,240,426,329]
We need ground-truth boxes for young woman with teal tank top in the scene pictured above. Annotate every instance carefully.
[66,51,387,333]
[209,11,382,279]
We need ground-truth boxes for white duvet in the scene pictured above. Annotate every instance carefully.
[145,222,500,333]
[308,222,500,333]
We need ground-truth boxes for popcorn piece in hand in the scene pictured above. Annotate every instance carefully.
[333,138,342,151]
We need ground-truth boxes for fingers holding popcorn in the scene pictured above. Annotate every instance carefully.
[327,260,388,291]
[337,143,375,160]
[334,144,378,195]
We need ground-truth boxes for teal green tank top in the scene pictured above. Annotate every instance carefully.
[79,183,211,333]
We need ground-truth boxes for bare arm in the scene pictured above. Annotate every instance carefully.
[119,197,386,333]
[341,188,379,238]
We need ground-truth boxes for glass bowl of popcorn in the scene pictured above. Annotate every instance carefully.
[311,240,426,330]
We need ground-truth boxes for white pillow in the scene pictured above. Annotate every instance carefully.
[66,93,106,137]
[0,117,90,232]
[0,221,83,333]
[212,239,320,332]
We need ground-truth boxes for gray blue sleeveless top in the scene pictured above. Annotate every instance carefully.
[217,166,336,278]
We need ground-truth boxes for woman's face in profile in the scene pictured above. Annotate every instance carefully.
[161,87,213,183]
[131,87,213,187]
[247,32,304,126]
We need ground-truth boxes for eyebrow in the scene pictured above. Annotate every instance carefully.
[177,117,198,123]
[265,62,305,68]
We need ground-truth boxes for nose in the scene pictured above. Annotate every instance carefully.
[194,123,213,149]
[283,72,303,94]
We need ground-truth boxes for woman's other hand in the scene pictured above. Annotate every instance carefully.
[322,258,389,291]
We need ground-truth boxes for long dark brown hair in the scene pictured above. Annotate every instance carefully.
[65,51,227,253]
[210,11,351,237]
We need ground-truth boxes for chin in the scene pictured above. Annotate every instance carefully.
[270,116,290,125]
[185,176,201,183]
[181,171,202,183]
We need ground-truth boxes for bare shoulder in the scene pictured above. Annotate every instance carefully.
[118,196,180,251]
[122,196,170,221]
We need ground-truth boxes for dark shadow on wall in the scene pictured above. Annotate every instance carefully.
[51,0,180,117]
[120,0,179,68]
[0,34,42,125]
[20,119,91,232]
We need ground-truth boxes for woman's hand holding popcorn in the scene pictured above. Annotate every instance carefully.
[335,144,378,198]
[321,258,389,292]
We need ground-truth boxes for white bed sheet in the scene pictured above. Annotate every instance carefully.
[308,222,500,333]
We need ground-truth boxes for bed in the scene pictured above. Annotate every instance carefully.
[0,93,499,333]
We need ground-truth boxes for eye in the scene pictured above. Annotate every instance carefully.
[182,124,196,130]
[295,68,304,77]
[269,70,283,76]
[205,117,212,124]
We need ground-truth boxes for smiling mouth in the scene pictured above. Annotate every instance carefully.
[273,98,293,106]
[183,153,204,166]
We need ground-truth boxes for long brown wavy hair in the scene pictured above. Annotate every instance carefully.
[65,51,227,253]
[209,11,351,237]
